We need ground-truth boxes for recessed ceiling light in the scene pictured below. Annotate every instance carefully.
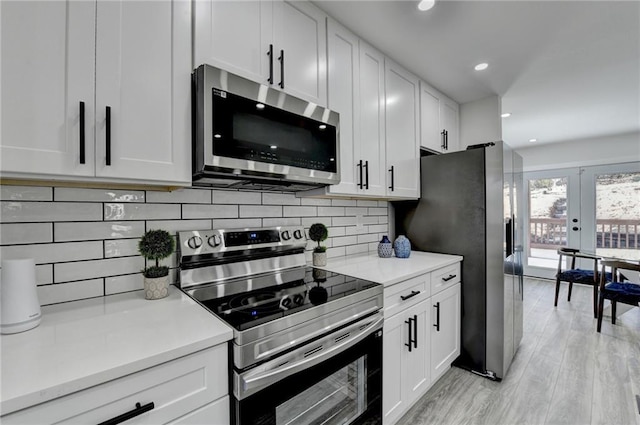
[417,0,436,11]
[270,145,277,149]
[529,138,537,143]
[501,113,512,118]
[214,134,222,139]
[474,63,489,71]
[256,103,265,110]
[319,124,327,130]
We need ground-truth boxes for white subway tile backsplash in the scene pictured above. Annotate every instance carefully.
[300,198,331,206]
[213,190,261,205]
[37,280,104,306]
[55,188,145,203]
[183,204,238,219]
[317,206,345,217]
[212,218,262,229]
[356,200,378,207]
[105,239,139,258]
[55,257,145,283]
[0,241,103,264]
[1,201,102,223]
[262,193,300,205]
[1,186,52,201]
[105,274,142,295]
[263,217,301,227]
[147,219,212,233]
[54,221,145,242]
[0,184,386,306]
[368,207,388,216]
[240,205,282,218]
[104,203,180,221]
[283,206,316,217]
[0,223,52,245]
[331,199,357,207]
[145,188,211,204]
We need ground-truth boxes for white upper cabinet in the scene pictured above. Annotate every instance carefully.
[419,80,460,154]
[0,0,191,186]
[384,59,420,199]
[95,0,191,183]
[194,0,327,106]
[1,1,96,178]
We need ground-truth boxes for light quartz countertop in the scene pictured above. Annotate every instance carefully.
[0,285,232,416]
[316,251,463,285]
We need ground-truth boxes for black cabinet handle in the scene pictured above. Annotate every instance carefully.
[400,290,420,301]
[357,160,363,189]
[364,160,369,189]
[442,274,456,282]
[267,44,274,84]
[433,302,440,332]
[445,130,449,150]
[441,130,446,150]
[404,316,413,352]
[97,402,154,425]
[79,101,85,164]
[105,106,111,166]
[413,314,418,349]
[278,49,284,89]
[388,165,394,191]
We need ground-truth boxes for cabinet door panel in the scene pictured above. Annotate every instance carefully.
[273,1,327,106]
[193,0,271,85]
[431,283,461,382]
[384,60,419,199]
[327,19,360,195]
[358,43,386,197]
[441,99,459,152]
[402,301,430,402]
[382,312,406,425]
[95,0,190,183]
[0,0,94,177]
[419,82,442,153]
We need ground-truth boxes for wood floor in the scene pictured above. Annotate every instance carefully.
[396,277,640,425]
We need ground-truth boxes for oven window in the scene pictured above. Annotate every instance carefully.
[275,357,367,425]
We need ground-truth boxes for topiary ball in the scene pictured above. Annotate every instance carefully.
[139,229,175,261]
[308,223,328,243]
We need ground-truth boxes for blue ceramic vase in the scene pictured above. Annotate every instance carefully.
[378,236,393,258]
[393,235,411,258]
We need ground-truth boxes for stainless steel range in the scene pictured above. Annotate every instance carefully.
[178,226,383,425]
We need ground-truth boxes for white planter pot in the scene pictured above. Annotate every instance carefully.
[144,275,169,300]
[312,252,327,267]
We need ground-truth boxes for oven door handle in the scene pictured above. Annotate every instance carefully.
[238,314,383,398]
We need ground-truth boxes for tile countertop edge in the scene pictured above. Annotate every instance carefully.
[0,286,233,416]
[315,251,463,285]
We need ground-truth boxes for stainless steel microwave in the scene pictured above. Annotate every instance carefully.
[192,64,340,191]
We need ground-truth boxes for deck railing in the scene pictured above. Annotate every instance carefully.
[529,218,640,249]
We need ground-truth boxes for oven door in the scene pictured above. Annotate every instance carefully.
[232,314,383,425]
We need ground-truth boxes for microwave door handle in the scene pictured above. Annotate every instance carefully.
[278,49,284,89]
[240,316,383,395]
[267,44,274,85]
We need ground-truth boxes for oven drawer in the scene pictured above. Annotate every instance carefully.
[384,273,430,318]
[431,263,461,296]
[2,345,228,425]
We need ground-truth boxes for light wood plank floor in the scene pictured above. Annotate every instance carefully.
[396,277,640,425]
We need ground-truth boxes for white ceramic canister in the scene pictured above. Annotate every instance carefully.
[0,258,42,334]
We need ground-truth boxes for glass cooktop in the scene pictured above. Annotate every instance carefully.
[189,267,380,331]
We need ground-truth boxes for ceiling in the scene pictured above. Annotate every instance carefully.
[313,0,640,149]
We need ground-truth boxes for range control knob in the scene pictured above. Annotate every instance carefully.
[207,234,221,247]
[281,230,291,241]
[187,236,203,249]
[293,230,303,239]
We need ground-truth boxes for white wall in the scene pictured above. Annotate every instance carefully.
[459,95,502,149]
[515,131,640,171]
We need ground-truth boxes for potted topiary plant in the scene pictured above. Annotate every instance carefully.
[308,223,329,267]
[138,229,175,300]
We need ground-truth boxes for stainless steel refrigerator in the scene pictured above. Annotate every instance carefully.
[393,141,523,380]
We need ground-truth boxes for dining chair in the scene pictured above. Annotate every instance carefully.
[597,259,640,332]
[554,247,611,317]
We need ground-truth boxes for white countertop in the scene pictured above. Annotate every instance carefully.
[316,251,463,285]
[0,286,233,416]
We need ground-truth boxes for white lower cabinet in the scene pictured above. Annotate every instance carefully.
[2,345,229,425]
[382,262,462,425]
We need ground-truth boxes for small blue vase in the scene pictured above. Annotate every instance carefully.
[378,236,393,258]
[393,235,411,258]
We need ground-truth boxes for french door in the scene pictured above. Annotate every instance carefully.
[524,162,640,279]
